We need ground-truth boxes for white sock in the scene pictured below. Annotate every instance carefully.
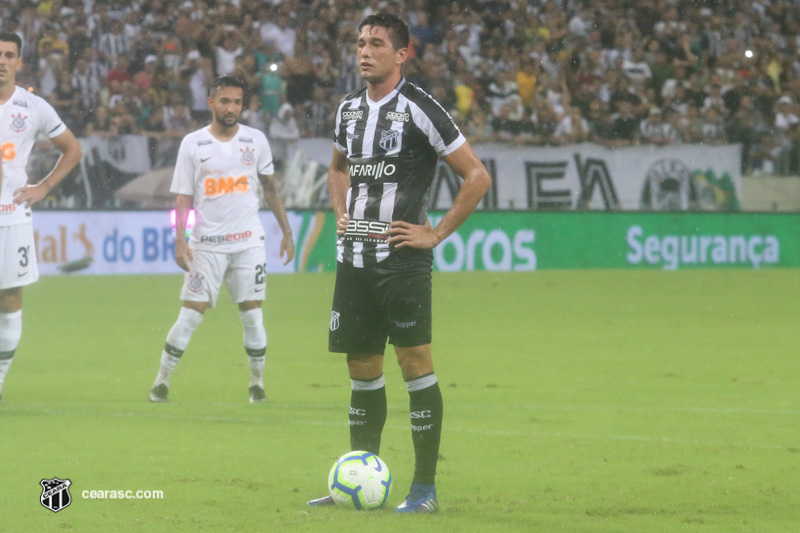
[153,307,204,388]
[0,310,22,395]
[240,308,267,388]
[154,352,180,389]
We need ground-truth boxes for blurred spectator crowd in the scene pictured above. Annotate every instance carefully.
[3,0,800,176]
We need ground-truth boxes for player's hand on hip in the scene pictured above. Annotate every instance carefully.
[175,241,193,272]
[280,233,295,265]
[12,183,48,208]
[388,219,439,249]
[336,213,350,236]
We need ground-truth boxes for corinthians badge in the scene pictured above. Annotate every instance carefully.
[11,113,27,133]
[240,146,256,166]
[188,272,204,293]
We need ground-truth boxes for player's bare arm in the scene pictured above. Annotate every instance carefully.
[327,148,351,235]
[388,142,491,249]
[12,129,82,207]
[258,172,295,265]
[174,193,194,271]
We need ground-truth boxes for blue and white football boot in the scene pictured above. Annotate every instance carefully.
[394,483,438,513]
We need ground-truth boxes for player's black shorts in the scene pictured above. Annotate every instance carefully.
[329,260,432,354]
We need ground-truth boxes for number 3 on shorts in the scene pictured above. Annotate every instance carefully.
[18,246,29,267]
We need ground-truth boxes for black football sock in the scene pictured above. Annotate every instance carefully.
[349,375,387,455]
[407,373,443,486]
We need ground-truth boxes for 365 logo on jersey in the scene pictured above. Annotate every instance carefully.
[344,219,390,243]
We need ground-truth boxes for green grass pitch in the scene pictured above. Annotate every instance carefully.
[2,270,798,532]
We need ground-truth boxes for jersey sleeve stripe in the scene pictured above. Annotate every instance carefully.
[406,100,448,156]
[403,83,463,146]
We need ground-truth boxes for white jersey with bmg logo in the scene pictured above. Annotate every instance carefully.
[0,86,68,226]
[171,124,275,253]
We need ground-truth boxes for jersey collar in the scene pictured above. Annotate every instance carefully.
[366,77,406,107]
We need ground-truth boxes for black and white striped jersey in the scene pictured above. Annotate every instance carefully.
[333,78,466,268]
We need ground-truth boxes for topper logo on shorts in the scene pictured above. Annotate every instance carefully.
[204,176,249,195]
[342,110,363,120]
[385,111,409,122]
[344,220,390,243]
[200,230,253,243]
[1,142,16,161]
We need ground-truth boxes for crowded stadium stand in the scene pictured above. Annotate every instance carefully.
[3,0,800,209]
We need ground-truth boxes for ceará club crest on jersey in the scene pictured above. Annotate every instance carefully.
[379,129,400,151]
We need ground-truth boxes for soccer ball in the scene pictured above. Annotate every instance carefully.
[328,451,392,510]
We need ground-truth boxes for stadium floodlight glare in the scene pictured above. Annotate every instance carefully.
[170,208,196,239]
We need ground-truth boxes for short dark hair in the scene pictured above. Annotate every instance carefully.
[359,13,409,51]
[0,30,22,55]
[208,75,247,97]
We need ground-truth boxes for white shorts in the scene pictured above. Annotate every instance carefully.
[180,247,267,308]
[0,224,39,290]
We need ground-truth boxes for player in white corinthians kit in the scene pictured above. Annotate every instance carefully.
[0,31,82,404]
[148,75,294,403]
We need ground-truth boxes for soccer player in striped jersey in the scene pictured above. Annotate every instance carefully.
[147,75,294,404]
[0,31,82,404]
[307,13,491,513]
